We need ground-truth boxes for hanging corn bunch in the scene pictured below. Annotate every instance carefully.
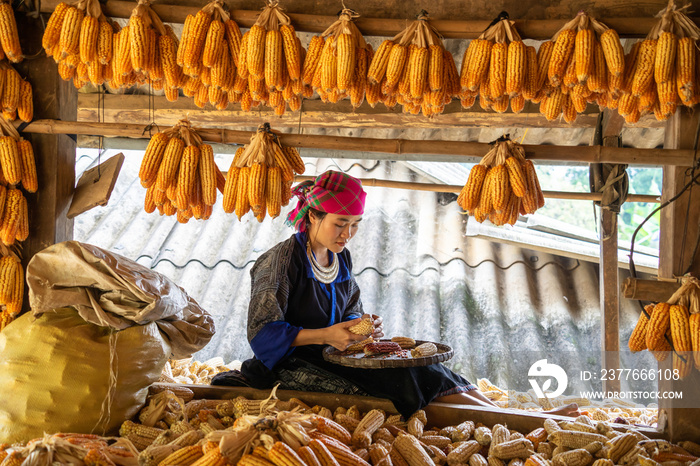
[457,137,543,226]
[615,1,700,124]
[301,8,372,108]
[0,117,38,196]
[0,249,24,329]
[222,123,304,222]
[176,0,242,108]
[233,1,304,115]
[532,12,625,122]
[459,13,533,114]
[365,10,460,116]
[138,119,224,223]
[0,62,32,122]
[628,278,700,379]
[0,0,22,63]
[42,0,118,89]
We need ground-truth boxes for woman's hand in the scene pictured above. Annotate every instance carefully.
[325,320,368,351]
[362,313,384,339]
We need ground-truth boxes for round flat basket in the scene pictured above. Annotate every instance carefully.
[322,340,453,369]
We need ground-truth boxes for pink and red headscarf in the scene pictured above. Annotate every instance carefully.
[286,170,367,232]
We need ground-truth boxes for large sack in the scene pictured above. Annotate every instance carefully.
[0,241,215,443]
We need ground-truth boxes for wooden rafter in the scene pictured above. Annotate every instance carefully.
[38,0,690,39]
[18,119,694,166]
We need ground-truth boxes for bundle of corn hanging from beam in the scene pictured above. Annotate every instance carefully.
[0,251,23,329]
[223,123,305,222]
[365,10,460,116]
[41,0,121,89]
[232,1,305,115]
[457,137,543,226]
[139,119,225,223]
[0,0,22,63]
[0,63,32,123]
[614,1,700,124]
[628,277,700,379]
[459,12,535,114]
[176,0,242,108]
[531,12,625,122]
[301,8,372,108]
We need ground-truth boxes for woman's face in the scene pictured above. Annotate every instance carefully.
[309,212,363,254]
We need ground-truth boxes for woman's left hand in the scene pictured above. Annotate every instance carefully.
[362,313,384,339]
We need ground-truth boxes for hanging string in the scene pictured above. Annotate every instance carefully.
[96,87,105,180]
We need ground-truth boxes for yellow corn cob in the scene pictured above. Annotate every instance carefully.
[669,304,691,353]
[15,78,32,123]
[0,136,20,185]
[521,160,539,214]
[349,318,374,336]
[116,25,133,77]
[222,19,242,66]
[409,46,429,100]
[587,40,608,93]
[488,42,508,99]
[177,14,194,67]
[78,15,99,65]
[160,33,184,89]
[13,190,27,243]
[600,28,624,77]
[96,20,113,65]
[504,156,527,198]
[506,40,526,96]
[549,430,607,450]
[235,166,251,220]
[17,139,37,193]
[202,19,224,68]
[139,132,169,187]
[278,24,300,83]
[655,31,677,85]
[428,44,444,92]
[248,162,267,210]
[222,165,240,214]
[0,254,18,303]
[319,36,337,92]
[606,433,638,463]
[631,39,657,96]
[176,145,200,209]
[689,313,700,367]
[246,24,266,81]
[384,43,408,93]
[144,185,157,214]
[240,453,277,466]
[43,2,70,52]
[574,28,593,83]
[464,39,493,92]
[128,15,148,73]
[628,304,652,352]
[490,164,510,212]
[490,439,534,461]
[645,302,671,351]
[2,67,19,114]
[548,29,575,86]
[302,35,324,85]
[281,146,304,175]
[6,257,23,314]
[336,33,355,93]
[676,37,695,104]
[197,144,216,206]
[0,3,21,62]
[620,41,641,94]
[651,330,672,362]
[183,10,212,71]
[552,449,592,466]
[542,86,564,121]
[263,165,281,218]
[269,442,306,466]
[394,433,433,466]
[351,409,385,449]
[264,29,283,91]
[411,342,437,358]
[156,137,185,191]
[367,39,394,85]
[391,336,416,349]
[562,94,577,123]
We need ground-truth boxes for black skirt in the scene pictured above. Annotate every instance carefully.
[212,349,477,418]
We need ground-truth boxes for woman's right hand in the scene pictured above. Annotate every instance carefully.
[325,320,368,351]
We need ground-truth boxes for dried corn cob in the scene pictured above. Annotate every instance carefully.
[411,342,437,358]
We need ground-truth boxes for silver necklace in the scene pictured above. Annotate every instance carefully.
[306,241,339,284]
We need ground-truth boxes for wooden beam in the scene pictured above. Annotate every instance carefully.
[18,120,695,166]
[38,0,697,39]
[658,108,700,443]
[15,15,76,283]
[293,175,660,203]
[77,93,635,131]
[621,278,680,302]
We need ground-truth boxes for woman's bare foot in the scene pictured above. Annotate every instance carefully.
[544,403,580,417]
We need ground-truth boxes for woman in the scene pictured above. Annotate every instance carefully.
[213,170,577,418]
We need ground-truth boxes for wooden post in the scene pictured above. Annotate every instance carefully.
[658,109,700,443]
[15,14,76,263]
[594,111,625,393]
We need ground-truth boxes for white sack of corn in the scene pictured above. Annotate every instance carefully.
[0,241,215,444]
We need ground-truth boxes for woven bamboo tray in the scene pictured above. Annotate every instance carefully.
[322,340,453,369]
